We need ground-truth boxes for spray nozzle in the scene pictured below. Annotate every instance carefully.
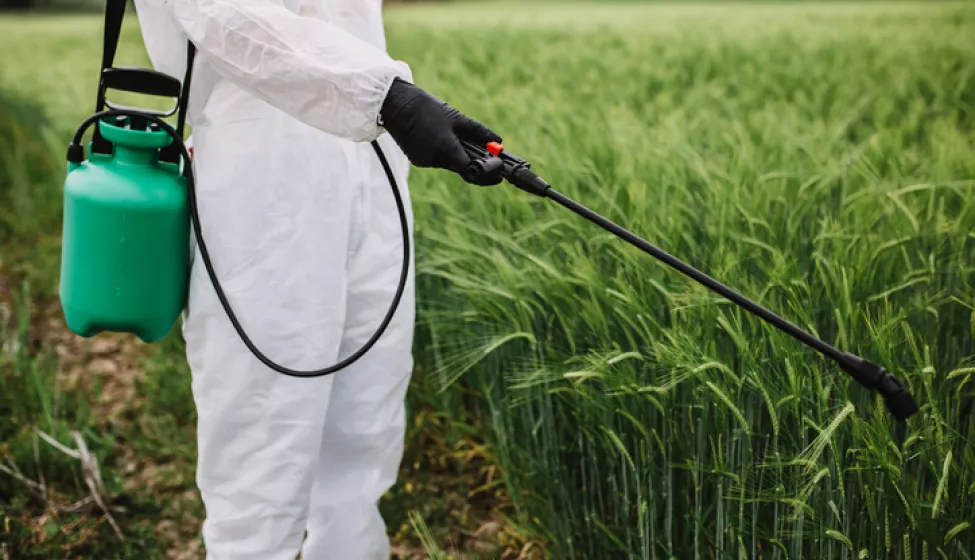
[838,353,919,420]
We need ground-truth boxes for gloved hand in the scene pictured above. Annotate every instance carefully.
[379,77,503,186]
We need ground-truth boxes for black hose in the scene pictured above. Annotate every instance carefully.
[70,110,410,378]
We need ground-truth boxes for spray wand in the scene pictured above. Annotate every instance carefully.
[460,140,919,422]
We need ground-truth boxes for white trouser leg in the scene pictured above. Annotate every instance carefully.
[300,135,415,560]
[183,104,360,560]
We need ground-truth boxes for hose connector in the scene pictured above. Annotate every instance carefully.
[508,166,551,197]
[67,143,84,165]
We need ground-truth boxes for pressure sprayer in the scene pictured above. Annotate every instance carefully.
[60,0,409,377]
[61,1,918,421]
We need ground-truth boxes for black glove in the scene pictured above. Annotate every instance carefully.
[379,77,503,186]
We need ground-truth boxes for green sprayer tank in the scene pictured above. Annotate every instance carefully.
[60,116,189,343]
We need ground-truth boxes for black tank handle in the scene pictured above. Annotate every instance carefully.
[98,67,182,117]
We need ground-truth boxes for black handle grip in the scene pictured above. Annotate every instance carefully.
[101,67,182,98]
[95,67,182,118]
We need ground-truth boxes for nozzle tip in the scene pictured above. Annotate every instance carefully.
[885,388,920,421]
[838,353,919,422]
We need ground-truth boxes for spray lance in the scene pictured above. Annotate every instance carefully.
[60,0,409,378]
[454,140,920,422]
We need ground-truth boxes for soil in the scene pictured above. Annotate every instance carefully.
[7,284,542,559]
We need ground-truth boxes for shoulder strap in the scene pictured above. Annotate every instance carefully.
[160,42,196,164]
[100,0,127,87]
[93,0,196,162]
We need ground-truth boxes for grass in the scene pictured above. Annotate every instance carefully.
[2,1,975,558]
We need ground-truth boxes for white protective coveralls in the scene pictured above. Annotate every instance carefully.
[130,1,416,558]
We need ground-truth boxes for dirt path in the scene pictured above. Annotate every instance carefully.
[37,303,202,559]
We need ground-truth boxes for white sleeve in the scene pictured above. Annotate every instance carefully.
[146,0,413,143]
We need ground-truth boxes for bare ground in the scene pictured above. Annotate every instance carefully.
[7,287,542,559]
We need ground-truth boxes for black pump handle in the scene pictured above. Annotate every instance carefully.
[101,67,182,100]
[98,68,182,117]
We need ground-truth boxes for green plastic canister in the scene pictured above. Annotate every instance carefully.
[59,116,189,343]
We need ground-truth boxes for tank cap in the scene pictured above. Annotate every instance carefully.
[98,116,173,150]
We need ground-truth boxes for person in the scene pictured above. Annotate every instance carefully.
[130,0,502,558]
